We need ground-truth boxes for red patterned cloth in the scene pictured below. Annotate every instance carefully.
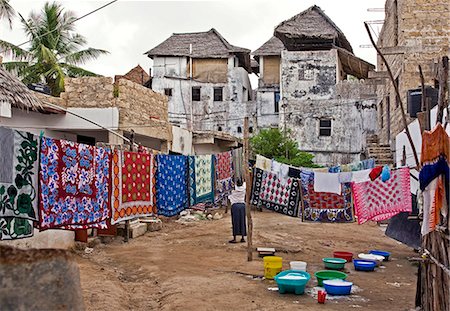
[216,151,232,180]
[352,167,411,224]
[111,150,156,224]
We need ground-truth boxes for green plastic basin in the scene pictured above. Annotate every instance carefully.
[322,257,346,270]
[315,270,348,287]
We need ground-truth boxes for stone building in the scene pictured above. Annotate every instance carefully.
[145,28,254,138]
[253,5,378,165]
[375,0,450,145]
[114,65,151,87]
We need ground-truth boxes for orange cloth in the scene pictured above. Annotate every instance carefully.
[421,124,450,164]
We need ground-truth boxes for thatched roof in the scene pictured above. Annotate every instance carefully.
[274,5,353,53]
[0,66,42,111]
[253,36,285,57]
[145,28,251,72]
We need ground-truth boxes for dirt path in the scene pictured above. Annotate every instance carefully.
[76,210,418,311]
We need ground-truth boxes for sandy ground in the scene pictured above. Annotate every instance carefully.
[76,210,418,311]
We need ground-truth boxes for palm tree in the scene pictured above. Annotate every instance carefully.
[0,0,15,28]
[0,1,108,96]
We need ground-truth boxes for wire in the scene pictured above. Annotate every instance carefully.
[0,0,118,56]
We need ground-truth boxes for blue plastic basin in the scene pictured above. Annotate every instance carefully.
[274,270,310,295]
[353,259,377,271]
[323,279,353,295]
[369,250,391,261]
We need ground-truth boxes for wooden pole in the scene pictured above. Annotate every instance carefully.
[124,130,135,243]
[364,22,420,168]
[437,56,449,125]
[243,117,253,261]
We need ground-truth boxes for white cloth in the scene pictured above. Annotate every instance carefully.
[338,172,353,183]
[271,160,290,180]
[255,155,271,171]
[229,183,246,205]
[313,172,341,195]
[350,169,371,183]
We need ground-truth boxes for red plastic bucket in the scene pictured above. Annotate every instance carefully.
[333,251,353,262]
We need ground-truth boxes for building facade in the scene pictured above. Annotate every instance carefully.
[145,28,254,138]
[253,6,379,165]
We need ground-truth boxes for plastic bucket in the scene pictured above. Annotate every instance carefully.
[290,261,307,271]
[264,256,283,279]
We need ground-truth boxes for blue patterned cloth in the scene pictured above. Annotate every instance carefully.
[188,155,215,205]
[156,155,188,217]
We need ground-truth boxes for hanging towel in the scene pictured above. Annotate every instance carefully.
[271,160,290,180]
[369,166,383,181]
[350,169,371,183]
[351,168,412,224]
[251,168,301,217]
[313,172,341,195]
[110,149,156,224]
[0,128,40,240]
[338,172,353,183]
[39,138,111,230]
[232,148,243,182]
[156,155,188,217]
[421,124,450,165]
[300,170,354,223]
[422,177,446,236]
[255,155,271,171]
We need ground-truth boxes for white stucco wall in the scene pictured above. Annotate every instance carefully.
[171,125,193,155]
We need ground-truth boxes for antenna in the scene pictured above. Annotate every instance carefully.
[367,8,385,12]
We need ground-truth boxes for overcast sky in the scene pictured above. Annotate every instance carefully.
[1,0,386,88]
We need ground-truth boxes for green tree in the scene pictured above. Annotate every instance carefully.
[0,2,108,96]
[0,0,15,28]
[250,128,320,168]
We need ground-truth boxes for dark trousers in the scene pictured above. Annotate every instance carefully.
[231,203,247,236]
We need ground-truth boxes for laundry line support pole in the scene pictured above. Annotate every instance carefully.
[123,130,136,243]
[364,22,420,169]
[243,117,253,261]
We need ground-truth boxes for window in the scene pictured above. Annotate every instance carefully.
[192,87,201,101]
[213,87,223,101]
[164,88,172,97]
[274,92,280,113]
[319,119,332,136]
[237,126,242,133]
[299,68,314,80]
[249,126,253,133]
[218,126,222,132]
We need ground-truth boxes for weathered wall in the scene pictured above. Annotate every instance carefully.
[377,0,450,144]
[256,89,280,129]
[280,50,377,165]
[171,125,193,155]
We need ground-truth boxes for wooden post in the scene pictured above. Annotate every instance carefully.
[243,117,253,261]
[364,22,420,169]
[124,130,136,243]
[437,56,449,125]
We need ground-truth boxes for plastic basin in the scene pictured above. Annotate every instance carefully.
[274,270,311,295]
[314,270,347,287]
[323,257,346,270]
[353,259,377,271]
[369,250,391,261]
[333,251,353,262]
[263,256,282,280]
[323,279,353,295]
[290,261,307,271]
[358,253,384,266]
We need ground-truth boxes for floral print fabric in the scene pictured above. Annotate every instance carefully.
[0,128,39,239]
[156,155,188,217]
[189,155,215,205]
[215,151,233,204]
[39,138,111,229]
[111,150,156,224]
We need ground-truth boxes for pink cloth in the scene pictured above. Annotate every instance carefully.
[351,168,412,225]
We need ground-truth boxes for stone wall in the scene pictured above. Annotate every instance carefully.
[377,0,450,144]
[115,65,150,86]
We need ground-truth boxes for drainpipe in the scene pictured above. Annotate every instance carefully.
[189,44,194,131]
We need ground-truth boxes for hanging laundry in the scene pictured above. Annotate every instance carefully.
[369,166,383,181]
[215,151,234,204]
[338,172,353,183]
[419,156,450,194]
[189,155,215,205]
[350,169,371,183]
[232,148,243,182]
[313,172,341,195]
[381,165,391,182]
[288,167,302,179]
[0,128,40,239]
[420,124,450,165]
[39,138,111,230]
[255,155,271,171]
[300,170,354,223]
[421,177,446,235]
[251,168,301,217]
[110,149,156,224]
[352,168,412,225]
[328,165,341,173]
[156,155,188,217]
[271,160,290,180]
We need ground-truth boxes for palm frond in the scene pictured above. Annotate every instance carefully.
[60,63,101,77]
[0,39,32,60]
[1,61,31,78]
[0,0,15,29]
[63,48,109,65]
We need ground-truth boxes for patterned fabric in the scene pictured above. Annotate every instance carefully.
[300,170,354,222]
[421,124,450,165]
[0,128,40,240]
[156,155,188,217]
[111,150,156,224]
[189,155,215,205]
[215,152,233,204]
[251,168,301,217]
[422,177,445,236]
[352,168,412,225]
[255,155,271,171]
[39,138,111,230]
[232,148,243,183]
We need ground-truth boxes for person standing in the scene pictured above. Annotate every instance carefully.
[228,179,247,243]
